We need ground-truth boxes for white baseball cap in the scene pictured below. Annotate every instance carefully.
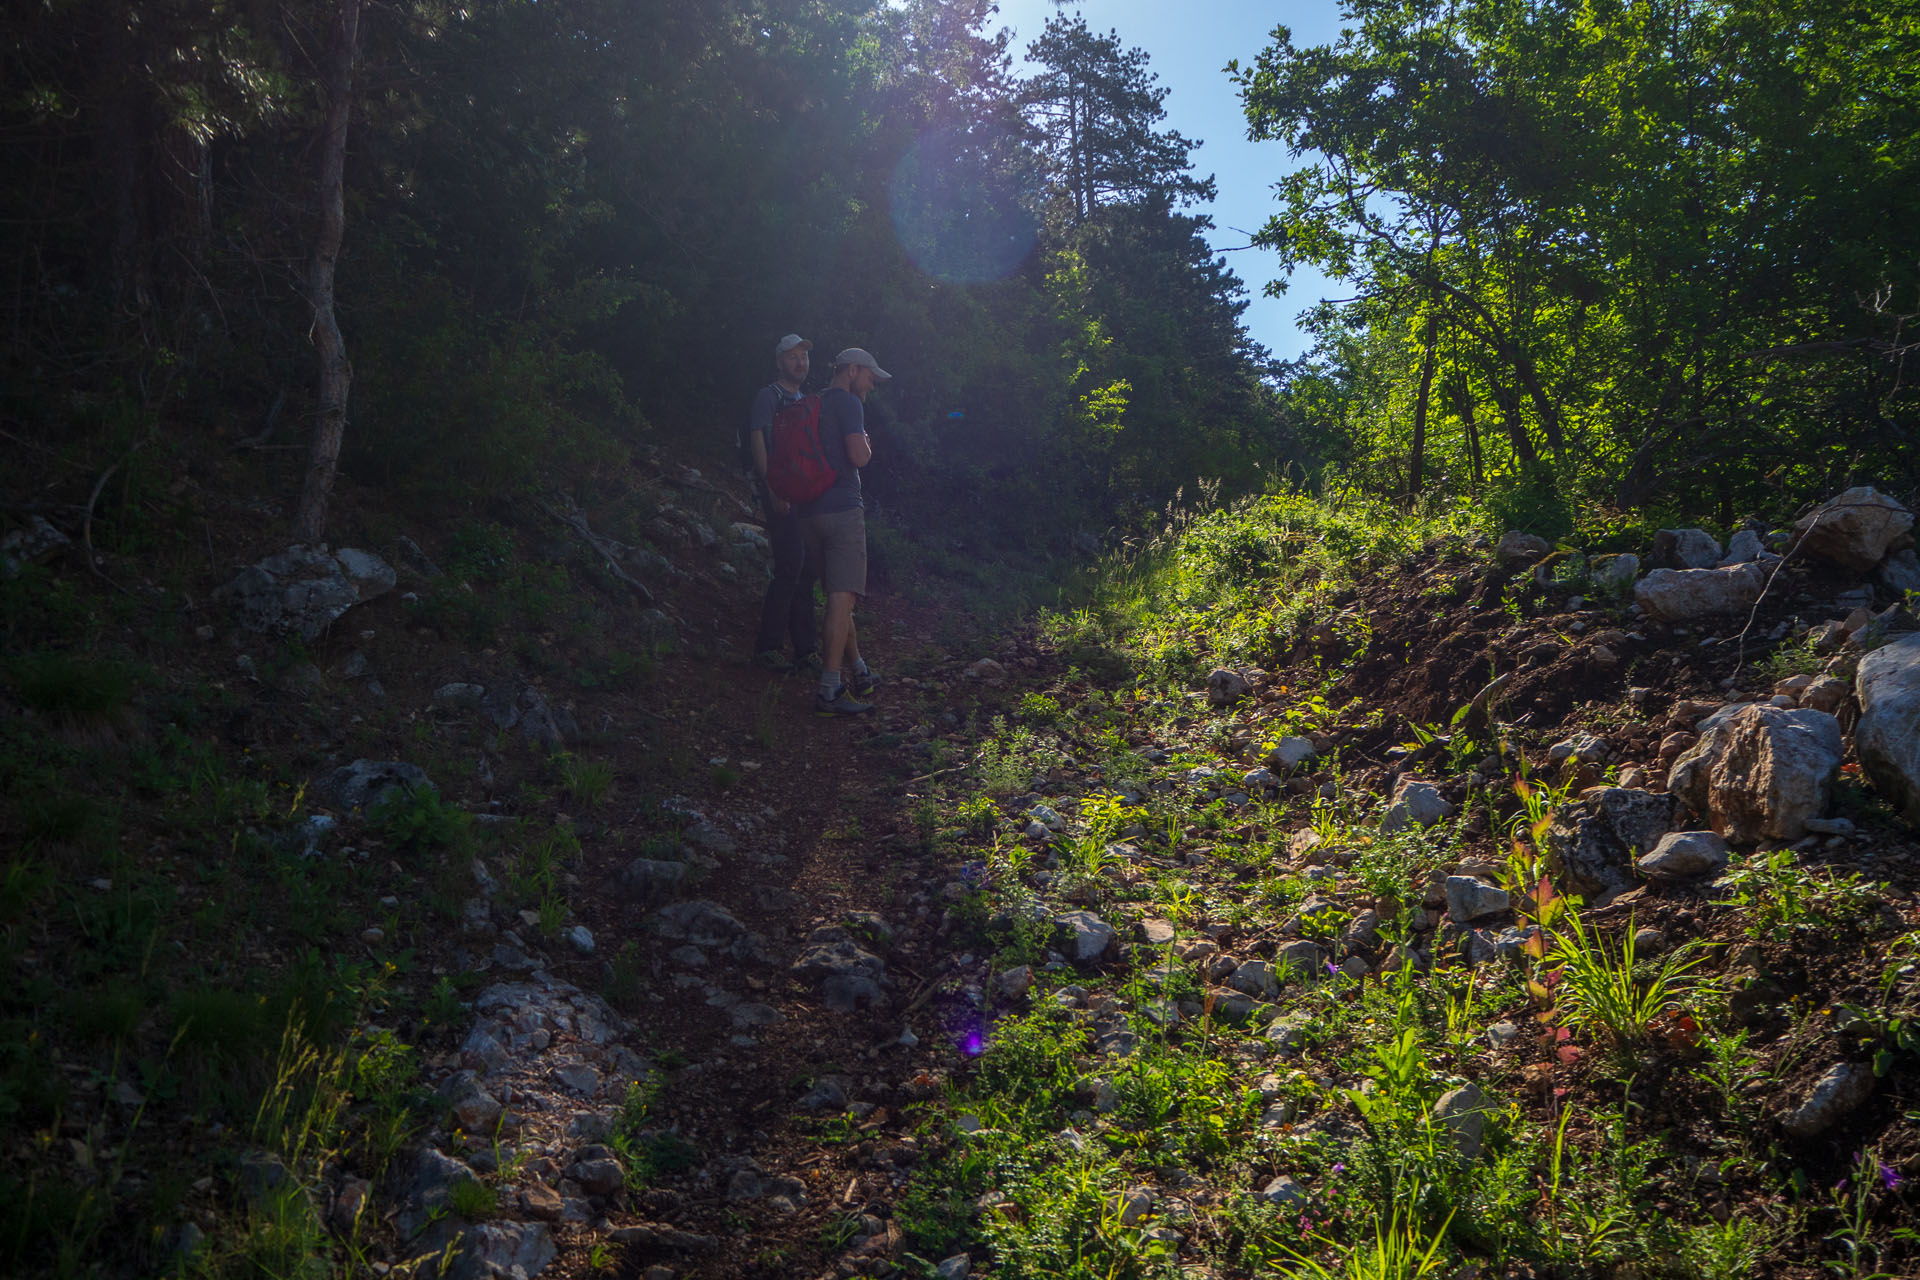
[774,333,813,357]
[834,348,892,380]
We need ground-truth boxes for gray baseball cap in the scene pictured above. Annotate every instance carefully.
[774,333,813,357]
[834,347,892,380]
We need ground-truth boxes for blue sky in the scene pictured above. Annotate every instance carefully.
[986,0,1348,361]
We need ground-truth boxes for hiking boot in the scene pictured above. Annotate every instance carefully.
[752,649,789,671]
[850,667,878,698]
[796,651,824,675]
[814,689,874,717]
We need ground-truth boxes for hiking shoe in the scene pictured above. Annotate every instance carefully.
[850,668,878,698]
[752,649,789,671]
[796,651,825,675]
[814,689,875,716]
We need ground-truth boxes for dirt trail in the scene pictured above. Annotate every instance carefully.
[556,572,996,1278]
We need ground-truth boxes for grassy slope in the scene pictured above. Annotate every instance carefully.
[885,494,1919,1279]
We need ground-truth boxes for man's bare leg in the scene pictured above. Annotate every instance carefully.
[822,590,855,676]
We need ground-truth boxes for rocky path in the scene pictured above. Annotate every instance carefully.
[414,486,1920,1280]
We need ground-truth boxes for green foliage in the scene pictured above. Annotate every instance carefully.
[1235,0,1920,514]
[369,785,472,856]
[1721,849,1881,940]
[1544,910,1710,1050]
[9,652,137,719]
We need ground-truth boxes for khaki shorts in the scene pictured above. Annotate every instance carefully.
[800,507,867,596]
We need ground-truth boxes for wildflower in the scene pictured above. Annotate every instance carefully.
[1330,1163,1345,1176]
[1880,1161,1904,1191]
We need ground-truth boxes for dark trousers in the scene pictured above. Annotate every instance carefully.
[754,499,817,657]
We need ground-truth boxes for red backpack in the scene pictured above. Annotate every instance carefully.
[765,393,838,504]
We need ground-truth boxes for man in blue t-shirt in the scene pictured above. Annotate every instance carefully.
[744,334,818,670]
[801,347,890,715]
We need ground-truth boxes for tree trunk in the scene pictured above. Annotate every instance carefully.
[1408,308,1438,499]
[1433,277,1562,465]
[1459,393,1484,487]
[291,0,362,545]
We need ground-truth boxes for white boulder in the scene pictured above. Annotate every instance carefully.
[1652,527,1723,569]
[1667,704,1845,843]
[1855,632,1920,827]
[1791,486,1912,573]
[1633,563,1766,622]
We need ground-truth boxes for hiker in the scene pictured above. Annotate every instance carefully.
[802,347,889,715]
[745,333,819,670]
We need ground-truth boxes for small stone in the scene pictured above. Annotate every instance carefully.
[1781,1062,1876,1139]
[1636,830,1731,880]
[1260,1175,1310,1208]
[1496,530,1551,564]
[1433,1083,1491,1160]
[567,924,595,953]
[1206,668,1251,705]
[936,1255,973,1280]
[1115,1187,1154,1226]
[1445,876,1510,924]
[570,1156,626,1196]
[1138,918,1176,946]
[1056,911,1116,962]
[1266,737,1316,770]
[999,965,1033,997]
[1382,778,1455,833]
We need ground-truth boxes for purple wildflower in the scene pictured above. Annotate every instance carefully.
[1330,1163,1345,1176]
[1880,1161,1904,1191]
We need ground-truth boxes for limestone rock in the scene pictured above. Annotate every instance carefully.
[1433,1083,1492,1160]
[1799,676,1850,716]
[1277,940,1324,976]
[1855,633,1920,826]
[1544,788,1676,898]
[1781,1062,1876,1139]
[1445,876,1510,924]
[619,858,688,900]
[1496,531,1551,565]
[1633,563,1766,621]
[1636,831,1731,880]
[1229,960,1279,999]
[1719,529,1766,565]
[1593,553,1639,592]
[1206,668,1251,706]
[445,1221,557,1280]
[1791,486,1914,573]
[1056,910,1116,961]
[320,759,433,811]
[1266,737,1317,771]
[215,544,396,640]
[1881,548,1920,594]
[791,929,887,1012]
[438,1070,502,1133]
[1259,1175,1310,1208]
[652,900,747,947]
[1652,527,1724,569]
[1382,777,1455,833]
[0,515,71,575]
[1667,704,1844,842]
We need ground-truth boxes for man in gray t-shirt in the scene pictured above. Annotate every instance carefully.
[744,334,818,668]
[802,347,890,715]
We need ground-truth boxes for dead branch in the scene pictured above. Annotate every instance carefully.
[538,495,654,605]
